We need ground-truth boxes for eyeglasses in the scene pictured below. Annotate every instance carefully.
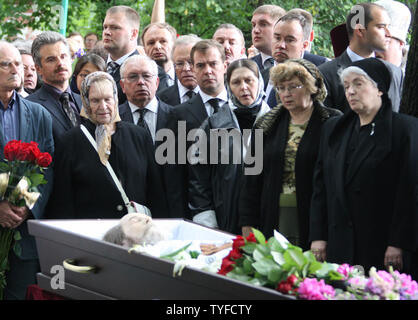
[123,73,156,83]
[275,84,303,94]
[174,60,192,70]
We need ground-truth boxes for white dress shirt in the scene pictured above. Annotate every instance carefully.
[178,80,200,104]
[128,97,159,143]
[199,90,229,116]
[106,49,138,68]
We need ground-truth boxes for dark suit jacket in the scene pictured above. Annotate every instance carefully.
[166,93,210,219]
[309,100,418,272]
[319,50,404,113]
[303,51,329,66]
[26,84,82,143]
[119,99,172,149]
[0,94,54,260]
[157,81,181,106]
[239,102,342,249]
[118,99,186,218]
[251,53,265,71]
[157,66,175,94]
[318,50,353,112]
[46,120,168,220]
[262,53,329,108]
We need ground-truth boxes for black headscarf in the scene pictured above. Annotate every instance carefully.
[349,58,391,95]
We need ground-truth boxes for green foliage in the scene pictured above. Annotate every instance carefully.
[0,0,416,58]
[226,228,344,289]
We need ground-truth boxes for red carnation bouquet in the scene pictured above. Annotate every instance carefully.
[0,140,52,299]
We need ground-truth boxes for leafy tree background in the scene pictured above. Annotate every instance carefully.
[0,0,415,58]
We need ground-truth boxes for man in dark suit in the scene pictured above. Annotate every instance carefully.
[141,23,177,93]
[118,54,184,218]
[27,31,82,142]
[250,5,286,71]
[168,40,228,227]
[102,6,140,105]
[0,41,54,300]
[262,11,329,107]
[319,2,403,113]
[157,34,201,106]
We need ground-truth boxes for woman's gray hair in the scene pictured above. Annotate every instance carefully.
[119,54,158,79]
[80,71,118,111]
[31,31,70,66]
[339,66,378,88]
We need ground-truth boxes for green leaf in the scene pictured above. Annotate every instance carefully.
[226,272,253,283]
[243,258,254,274]
[247,277,267,287]
[13,242,21,257]
[253,248,265,261]
[160,242,192,260]
[28,173,45,187]
[284,248,306,269]
[0,162,9,172]
[189,251,200,259]
[13,231,21,241]
[315,262,340,279]
[271,251,285,265]
[268,237,285,253]
[252,228,266,244]
[241,242,256,255]
[252,257,276,276]
[267,265,283,283]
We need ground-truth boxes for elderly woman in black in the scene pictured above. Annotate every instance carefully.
[47,71,168,219]
[310,58,418,276]
[188,59,270,234]
[239,59,341,249]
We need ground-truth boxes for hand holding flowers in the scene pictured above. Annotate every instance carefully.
[0,139,52,299]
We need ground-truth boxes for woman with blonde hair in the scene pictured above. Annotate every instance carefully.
[239,59,341,249]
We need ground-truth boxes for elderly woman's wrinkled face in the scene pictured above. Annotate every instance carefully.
[276,76,312,112]
[87,80,116,124]
[343,73,382,115]
[229,67,259,106]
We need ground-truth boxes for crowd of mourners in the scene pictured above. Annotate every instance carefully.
[0,1,417,300]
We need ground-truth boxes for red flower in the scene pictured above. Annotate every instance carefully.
[26,142,41,163]
[36,152,52,168]
[287,274,299,286]
[277,281,293,294]
[276,274,300,294]
[4,140,21,161]
[246,233,257,243]
[228,248,243,260]
[16,143,31,161]
[232,235,245,249]
[218,257,235,275]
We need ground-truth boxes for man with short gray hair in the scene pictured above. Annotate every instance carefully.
[118,54,184,218]
[27,31,82,141]
[0,40,53,300]
[157,34,201,106]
